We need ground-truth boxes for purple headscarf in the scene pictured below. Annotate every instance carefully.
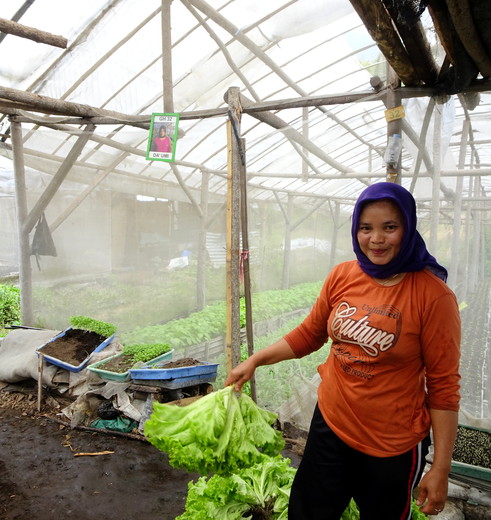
[351,182,447,282]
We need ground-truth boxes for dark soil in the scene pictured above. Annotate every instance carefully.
[0,386,199,520]
[38,328,108,366]
[0,382,304,520]
[97,356,204,374]
[97,353,136,373]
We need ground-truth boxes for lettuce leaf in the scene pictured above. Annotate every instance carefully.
[173,452,427,520]
[176,456,296,520]
[144,386,285,475]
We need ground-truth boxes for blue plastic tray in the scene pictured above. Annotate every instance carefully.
[37,328,115,372]
[129,361,218,381]
[132,372,217,389]
[88,349,174,382]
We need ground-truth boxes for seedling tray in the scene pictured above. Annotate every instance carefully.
[450,460,491,483]
[132,372,217,389]
[37,328,115,372]
[128,361,218,382]
[88,349,174,382]
[450,424,491,482]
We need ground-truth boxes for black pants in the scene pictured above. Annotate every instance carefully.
[288,405,430,520]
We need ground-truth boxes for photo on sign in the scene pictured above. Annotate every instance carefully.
[146,113,180,162]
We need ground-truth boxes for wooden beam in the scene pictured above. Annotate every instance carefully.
[4,80,491,129]
[0,17,67,49]
[0,85,150,128]
[382,0,439,85]
[348,0,419,86]
[445,0,491,78]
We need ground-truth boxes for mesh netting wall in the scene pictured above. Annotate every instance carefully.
[1,126,490,431]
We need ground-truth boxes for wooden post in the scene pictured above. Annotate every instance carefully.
[11,120,34,326]
[429,105,442,254]
[161,0,174,113]
[469,176,481,292]
[328,202,340,272]
[448,119,468,289]
[386,66,402,183]
[281,195,293,290]
[197,170,209,310]
[225,87,242,374]
[238,137,257,402]
[302,107,309,181]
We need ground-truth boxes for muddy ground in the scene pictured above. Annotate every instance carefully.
[0,383,303,520]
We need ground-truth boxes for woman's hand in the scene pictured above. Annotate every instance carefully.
[416,409,458,516]
[224,338,297,392]
[224,356,257,391]
[415,466,448,515]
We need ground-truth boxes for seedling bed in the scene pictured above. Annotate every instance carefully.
[37,328,113,371]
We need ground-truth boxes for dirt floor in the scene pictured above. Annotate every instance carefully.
[0,382,303,520]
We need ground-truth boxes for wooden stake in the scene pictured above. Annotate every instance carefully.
[37,353,44,412]
[238,136,257,402]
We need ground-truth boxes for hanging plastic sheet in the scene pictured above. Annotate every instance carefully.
[30,212,57,269]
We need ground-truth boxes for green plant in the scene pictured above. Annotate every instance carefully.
[176,456,296,520]
[121,281,322,348]
[68,315,117,338]
[0,284,20,336]
[122,343,172,363]
[144,386,284,476]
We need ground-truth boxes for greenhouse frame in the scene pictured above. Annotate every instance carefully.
[0,1,490,511]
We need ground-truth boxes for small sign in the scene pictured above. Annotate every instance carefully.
[384,105,405,122]
[146,113,180,162]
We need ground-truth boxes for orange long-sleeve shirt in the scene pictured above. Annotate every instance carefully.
[284,260,461,457]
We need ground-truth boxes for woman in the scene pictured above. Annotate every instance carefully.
[152,125,172,153]
[225,182,461,519]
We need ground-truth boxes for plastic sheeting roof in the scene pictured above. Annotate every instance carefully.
[0,0,490,207]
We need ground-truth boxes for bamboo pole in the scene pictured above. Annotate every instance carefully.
[429,106,442,253]
[448,119,469,288]
[11,121,34,326]
[328,202,340,272]
[238,136,256,402]
[469,176,481,292]
[386,65,402,183]
[161,0,174,113]
[410,98,435,193]
[197,171,209,310]
[225,87,242,374]
[281,195,293,290]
